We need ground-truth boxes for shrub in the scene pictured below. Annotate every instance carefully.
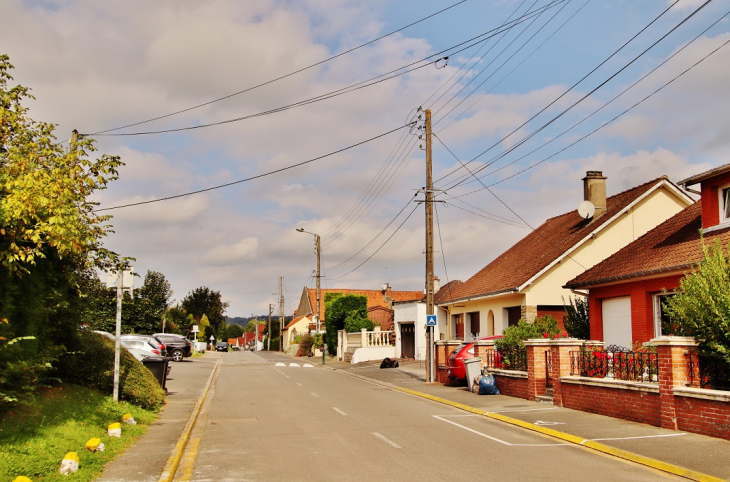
[563,296,590,339]
[298,334,314,356]
[494,315,565,352]
[324,294,367,354]
[58,331,165,411]
[344,313,374,333]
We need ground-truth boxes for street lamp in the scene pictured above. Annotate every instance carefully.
[296,227,321,334]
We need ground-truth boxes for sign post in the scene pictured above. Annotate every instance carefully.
[427,315,437,381]
[109,267,134,403]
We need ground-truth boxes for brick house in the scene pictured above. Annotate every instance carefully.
[294,284,423,331]
[565,164,730,348]
[437,172,693,340]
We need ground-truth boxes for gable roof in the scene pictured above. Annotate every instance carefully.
[439,177,690,303]
[566,201,730,288]
[283,315,308,331]
[302,288,423,321]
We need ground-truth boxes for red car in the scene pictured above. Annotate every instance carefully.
[447,335,503,380]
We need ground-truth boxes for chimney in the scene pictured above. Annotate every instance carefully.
[433,276,441,294]
[382,283,393,302]
[583,171,607,217]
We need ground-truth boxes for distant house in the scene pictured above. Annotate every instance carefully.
[565,164,730,348]
[294,284,423,330]
[392,277,462,360]
[281,315,312,353]
[437,171,693,341]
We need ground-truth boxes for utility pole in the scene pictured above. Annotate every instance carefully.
[315,234,321,334]
[113,269,123,402]
[268,304,273,351]
[279,276,285,351]
[425,108,435,384]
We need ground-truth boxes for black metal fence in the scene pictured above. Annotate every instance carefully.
[570,347,658,383]
[492,347,527,371]
[687,352,730,391]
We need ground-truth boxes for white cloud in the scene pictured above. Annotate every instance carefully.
[204,238,259,264]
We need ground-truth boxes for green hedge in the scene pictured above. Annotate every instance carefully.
[58,331,165,411]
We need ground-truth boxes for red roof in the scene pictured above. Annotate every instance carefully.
[566,201,730,288]
[300,288,423,321]
[283,315,307,330]
[440,177,679,303]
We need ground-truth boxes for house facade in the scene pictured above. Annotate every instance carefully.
[565,164,730,348]
[281,315,312,354]
[437,172,693,341]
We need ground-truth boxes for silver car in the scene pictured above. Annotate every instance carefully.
[121,334,167,357]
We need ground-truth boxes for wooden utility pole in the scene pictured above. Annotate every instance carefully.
[268,304,273,351]
[113,269,123,402]
[425,109,435,384]
[315,234,321,333]
[279,276,285,351]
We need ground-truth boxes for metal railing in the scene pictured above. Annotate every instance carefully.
[495,347,527,371]
[570,347,658,383]
[687,352,730,391]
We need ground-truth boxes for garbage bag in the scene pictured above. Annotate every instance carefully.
[477,374,500,395]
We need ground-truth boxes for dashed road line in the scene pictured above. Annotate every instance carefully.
[311,392,319,398]
[332,407,347,416]
[373,432,401,448]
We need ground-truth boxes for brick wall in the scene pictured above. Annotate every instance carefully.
[699,170,730,229]
[675,396,730,440]
[493,373,529,399]
[561,383,661,426]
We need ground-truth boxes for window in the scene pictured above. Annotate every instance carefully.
[720,186,730,223]
[654,292,677,337]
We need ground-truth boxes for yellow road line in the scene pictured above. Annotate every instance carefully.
[394,386,724,482]
[158,355,221,482]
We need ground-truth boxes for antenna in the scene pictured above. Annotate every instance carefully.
[577,200,595,220]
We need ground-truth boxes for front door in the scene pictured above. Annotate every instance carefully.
[602,296,632,349]
[401,323,415,358]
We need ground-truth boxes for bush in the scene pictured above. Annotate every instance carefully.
[494,315,565,352]
[324,294,367,354]
[58,331,165,411]
[563,296,590,339]
[344,313,374,333]
[297,334,314,356]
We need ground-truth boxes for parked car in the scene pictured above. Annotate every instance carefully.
[153,333,193,362]
[121,334,167,357]
[93,330,151,363]
[215,341,229,352]
[447,335,503,381]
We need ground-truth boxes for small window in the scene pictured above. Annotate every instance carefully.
[720,186,730,222]
[654,293,677,337]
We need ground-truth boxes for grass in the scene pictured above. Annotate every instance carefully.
[0,384,158,481]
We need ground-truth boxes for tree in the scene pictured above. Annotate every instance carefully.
[163,305,190,336]
[665,240,730,360]
[198,314,211,342]
[225,323,244,340]
[181,287,229,334]
[563,296,590,340]
[324,294,367,354]
[137,271,172,333]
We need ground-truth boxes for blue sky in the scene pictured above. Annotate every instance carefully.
[2,0,729,316]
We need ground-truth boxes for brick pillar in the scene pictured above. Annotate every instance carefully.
[521,305,537,322]
[524,339,551,400]
[652,336,698,430]
[435,341,461,384]
[549,339,584,407]
[473,339,496,372]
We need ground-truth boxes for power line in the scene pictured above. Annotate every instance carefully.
[94,123,411,212]
[87,1,468,136]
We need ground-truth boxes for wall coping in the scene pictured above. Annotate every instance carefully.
[524,338,583,347]
[673,386,730,403]
[473,340,496,347]
[560,376,660,393]
[435,340,462,346]
[649,336,698,347]
[491,368,528,379]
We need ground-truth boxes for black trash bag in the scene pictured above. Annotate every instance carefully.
[477,374,500,395]
[380,357,399,369]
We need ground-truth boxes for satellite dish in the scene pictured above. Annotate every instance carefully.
[578,200,595,220]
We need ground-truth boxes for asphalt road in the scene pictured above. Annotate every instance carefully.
[174,351,684,481]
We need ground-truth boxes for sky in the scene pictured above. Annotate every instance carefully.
[2,0,729,317]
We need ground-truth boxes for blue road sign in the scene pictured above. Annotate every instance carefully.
[426,315,437,326]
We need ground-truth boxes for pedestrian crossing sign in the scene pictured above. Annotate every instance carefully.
[426,315,437,326]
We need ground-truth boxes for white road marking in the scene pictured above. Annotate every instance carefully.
[311,392,319,398]
[275,362,286,367]
[534,420,566,426]
[296,383,302,387]
[588,433,687,442]
[433,416,569,447]
[289,363,300,367]
[303,363,314,368]
[373,432,401,449]
[333,407,347,416]
[490,407,559,413]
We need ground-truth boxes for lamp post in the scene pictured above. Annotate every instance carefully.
[296,228,321,334]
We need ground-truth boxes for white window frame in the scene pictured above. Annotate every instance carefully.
[718,183,730,224]
[653,292,675,337]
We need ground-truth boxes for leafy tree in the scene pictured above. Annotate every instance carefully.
[181,287,229,334]
[225,323,244,340]
[665,240,730,360]
[163,305,190,336]
[198,314,211,342]
[344,312,374,333]
[563,296,590,340]
[324,294,367,354]
[137,271,172,333]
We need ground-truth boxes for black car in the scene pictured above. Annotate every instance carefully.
[153,333,193,362]
[215,341,229,352]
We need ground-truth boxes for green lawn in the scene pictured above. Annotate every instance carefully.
[0,384,158,481]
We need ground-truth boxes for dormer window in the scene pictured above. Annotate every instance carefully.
[720,184,730,223]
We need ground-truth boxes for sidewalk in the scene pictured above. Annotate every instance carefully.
[97,353,219,482]
[308,354,730,481]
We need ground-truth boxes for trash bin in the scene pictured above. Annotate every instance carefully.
[142,356,170,390]
[464,357,483,392]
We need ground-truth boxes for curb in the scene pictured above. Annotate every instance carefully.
[394,387,725,482]
[158,355,221,482]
